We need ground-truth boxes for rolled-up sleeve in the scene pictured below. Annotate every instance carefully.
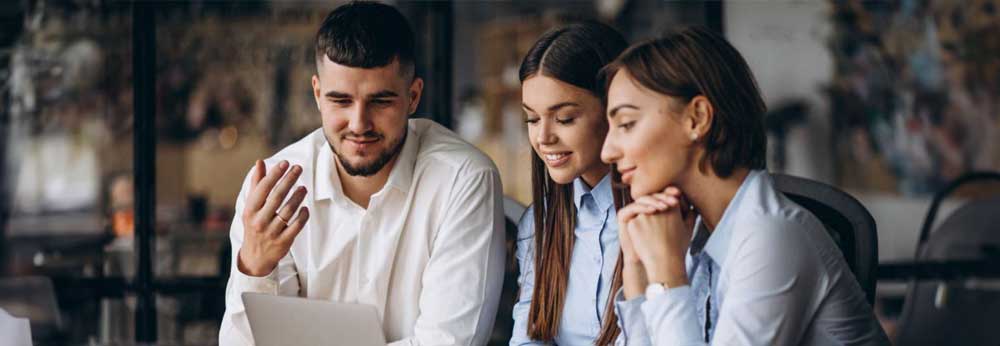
[393,169,505,346]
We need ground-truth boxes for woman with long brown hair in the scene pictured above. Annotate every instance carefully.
[509,21,629,346]
[601,26,889,345]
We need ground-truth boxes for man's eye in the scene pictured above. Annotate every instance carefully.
[524,118,539,124]
[332,99,352,106]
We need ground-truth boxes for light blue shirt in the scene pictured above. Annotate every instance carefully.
[511,174,621,346]
[614,170,889,346]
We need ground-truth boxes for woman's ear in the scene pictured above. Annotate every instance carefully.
[686,95,714,142]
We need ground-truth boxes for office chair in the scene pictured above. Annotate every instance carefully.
[771,173,879,306]
[895,172,1000,346]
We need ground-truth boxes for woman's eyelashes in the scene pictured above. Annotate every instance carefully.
[617,119,635,131]
[555,116,576,125]
[524,115,578,125]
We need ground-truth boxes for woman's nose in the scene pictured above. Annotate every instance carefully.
[600,131,621,164]
[536,120,557,145]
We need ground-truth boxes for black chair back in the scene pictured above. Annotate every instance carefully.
[896,172,1000,346]
[771,173,879,306]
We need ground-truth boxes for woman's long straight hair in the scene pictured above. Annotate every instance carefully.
[518,21,628,345]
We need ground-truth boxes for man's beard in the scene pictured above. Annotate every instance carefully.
[332,130,406,177]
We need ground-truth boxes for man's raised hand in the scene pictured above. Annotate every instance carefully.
[237,160,310,277]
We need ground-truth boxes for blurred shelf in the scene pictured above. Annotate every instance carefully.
[5,212,105,236]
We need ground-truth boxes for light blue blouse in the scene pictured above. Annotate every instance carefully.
[510,174,621,346]
[613,170,889,346]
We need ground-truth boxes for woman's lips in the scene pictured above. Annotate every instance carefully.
[619,166,636,184]
[543,152,572,168]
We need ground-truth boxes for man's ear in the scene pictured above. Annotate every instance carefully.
[407,77,424,115]
[311,75,322,111]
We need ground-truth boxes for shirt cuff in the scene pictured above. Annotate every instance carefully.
[640,285,704,344]
[614,287,651,346]
[233,266,280,295]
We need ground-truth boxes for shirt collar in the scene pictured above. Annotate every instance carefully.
[314,124,418,201]
[572,174,613,212]
[384,126,417,194]
[695,169,766,267]
[314,143,340,202]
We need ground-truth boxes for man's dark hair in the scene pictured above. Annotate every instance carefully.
[314,1,416,79]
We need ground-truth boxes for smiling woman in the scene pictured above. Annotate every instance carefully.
[599,26,768,198]
[510,21,629,346]
[598,27,889,346]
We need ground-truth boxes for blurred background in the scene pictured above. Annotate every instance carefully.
[1,0,999,345]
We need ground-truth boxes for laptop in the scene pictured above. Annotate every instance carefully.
[242,292,387,346]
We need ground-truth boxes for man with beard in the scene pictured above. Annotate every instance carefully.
[219,2,505,345]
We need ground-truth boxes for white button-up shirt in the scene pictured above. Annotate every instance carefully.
[614,170,889,346]
[219,119,506,346]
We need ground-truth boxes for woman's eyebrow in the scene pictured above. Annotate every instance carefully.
[608,104,638,118]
